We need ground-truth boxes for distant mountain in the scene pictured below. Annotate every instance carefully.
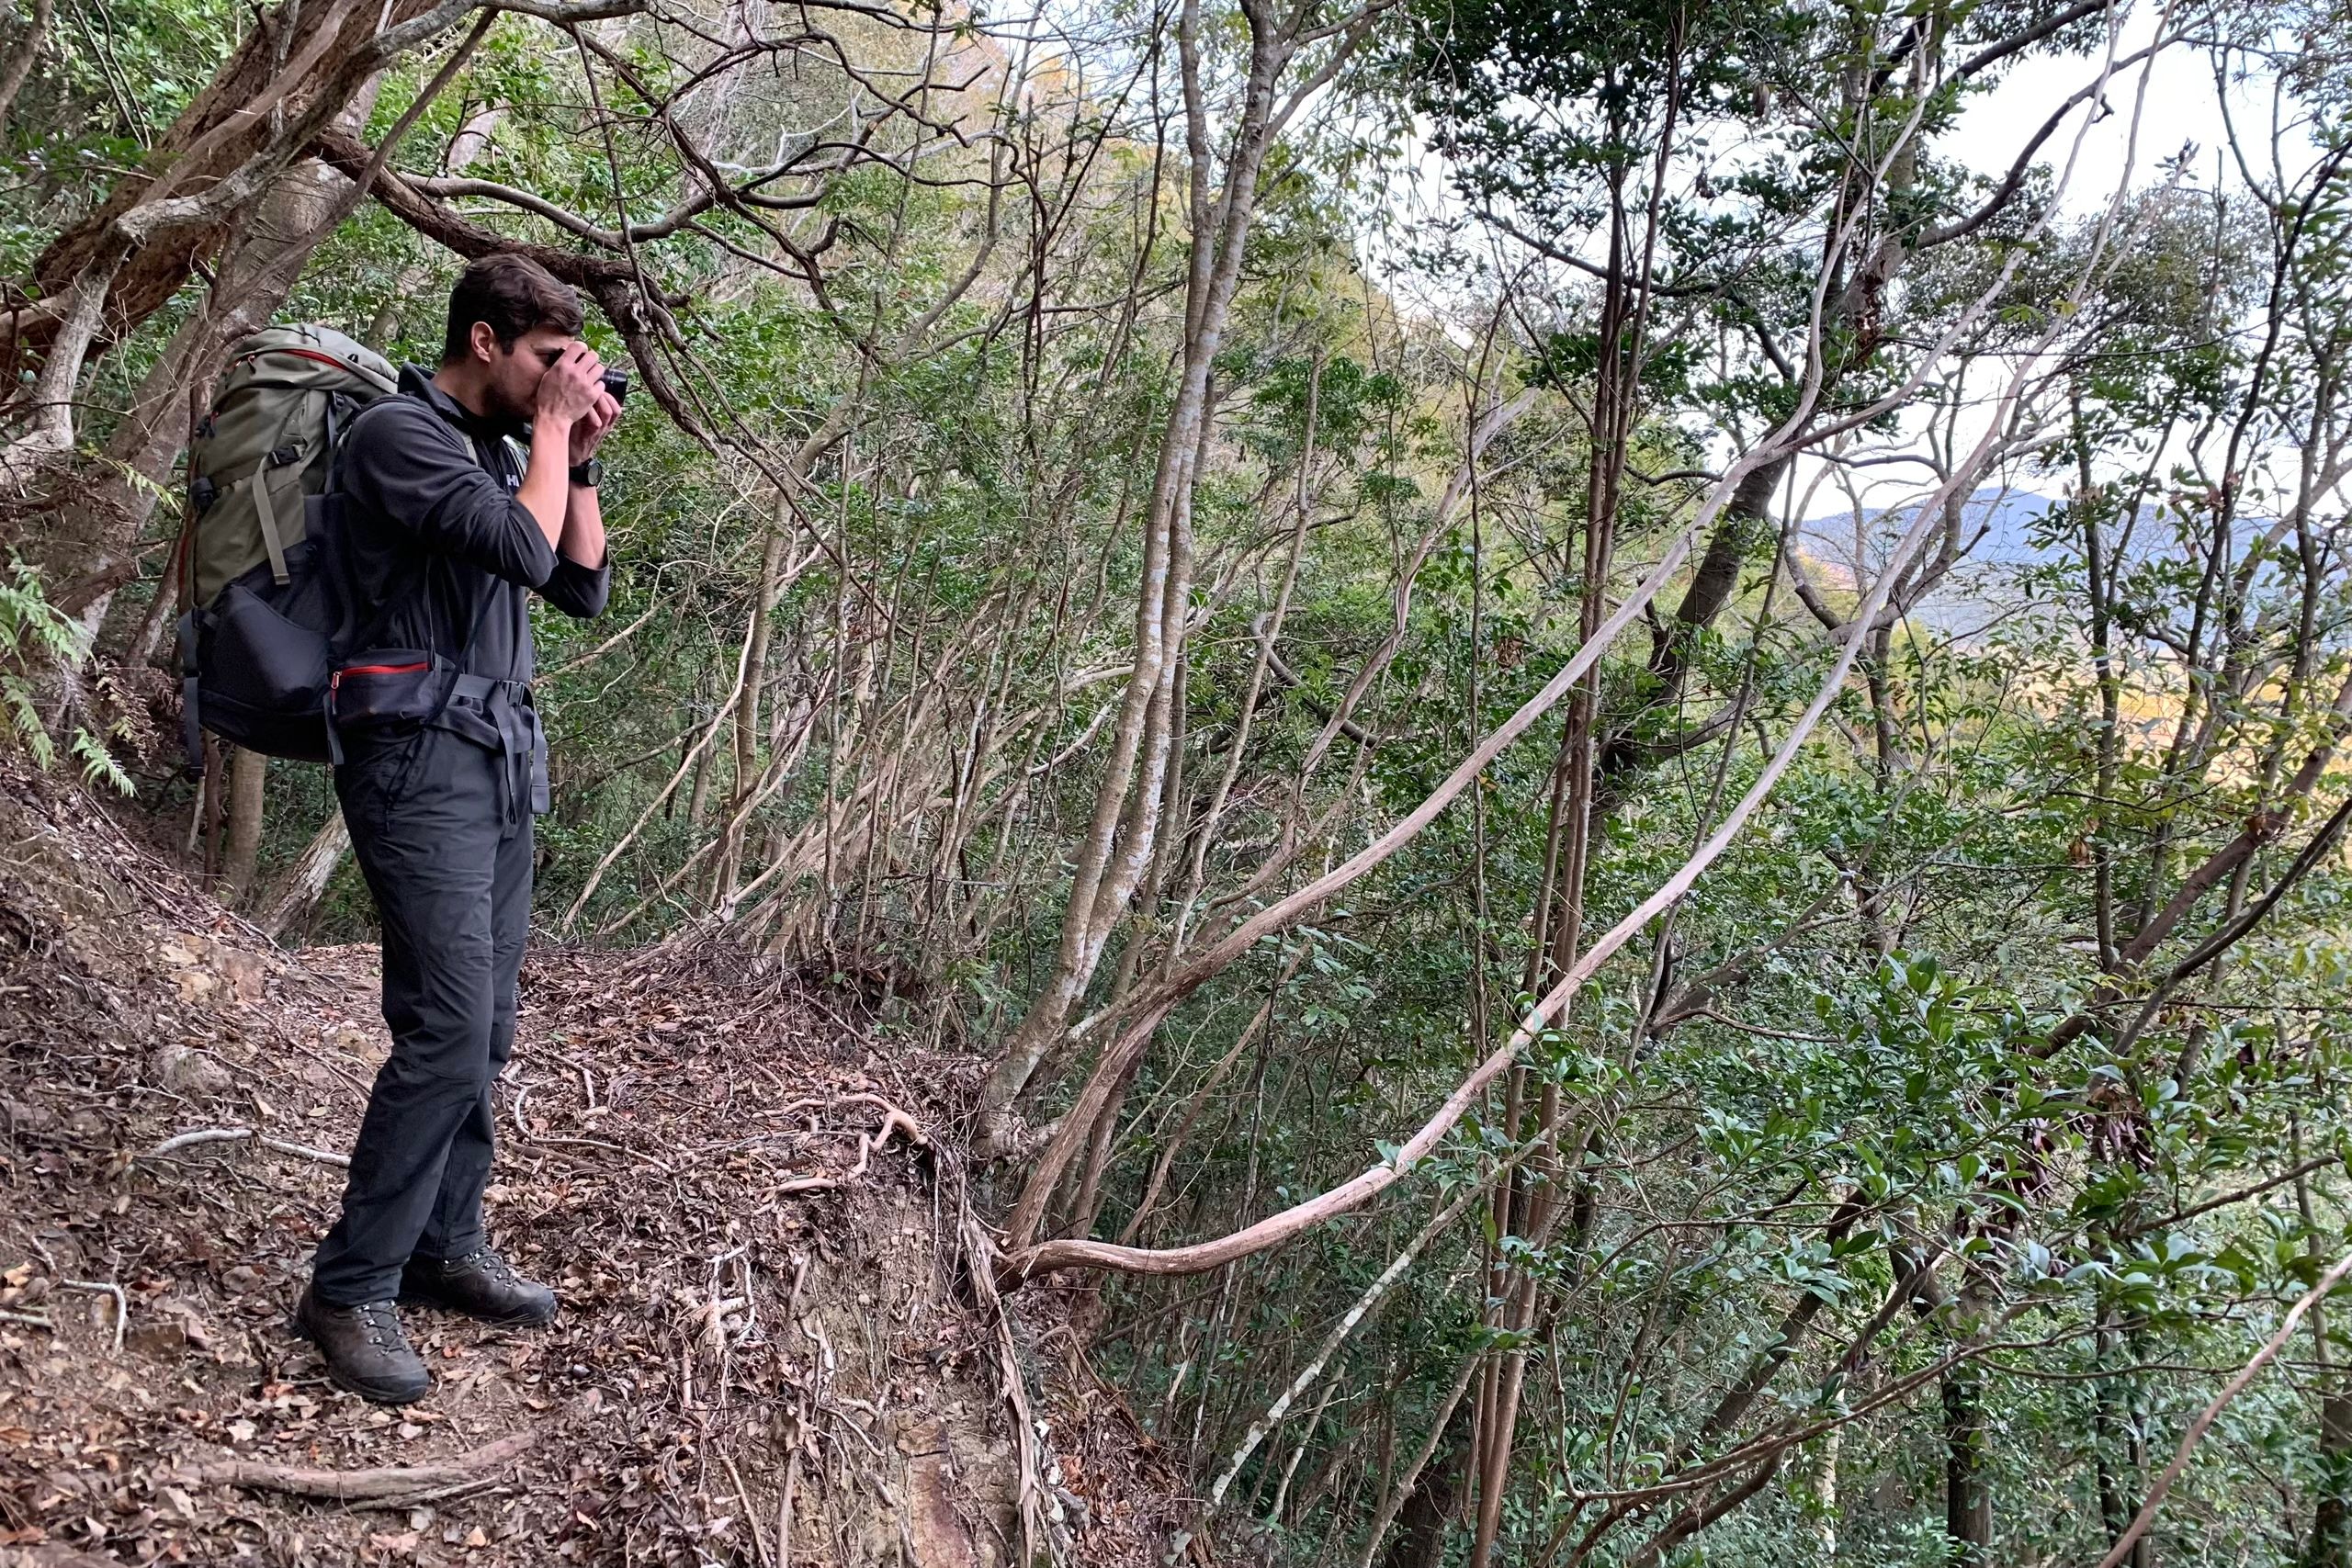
[1798,487,2062,574]
[1793,488,2065,639]
[1792,487,2270,641]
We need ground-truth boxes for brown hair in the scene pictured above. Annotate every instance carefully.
[441,254,583,363]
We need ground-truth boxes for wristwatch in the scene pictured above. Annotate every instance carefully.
[569,458,603,489]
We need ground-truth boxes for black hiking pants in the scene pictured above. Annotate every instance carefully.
[311,685,545,1307]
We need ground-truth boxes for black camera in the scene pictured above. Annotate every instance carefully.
[600,367,628,404]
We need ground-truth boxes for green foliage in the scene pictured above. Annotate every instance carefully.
[0,559,131,794]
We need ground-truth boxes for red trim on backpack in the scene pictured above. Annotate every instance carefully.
[235,346,366,375]
[330,662,429,691]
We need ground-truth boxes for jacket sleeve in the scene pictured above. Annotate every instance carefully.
[342,402,560,591]
[538,550,611,620]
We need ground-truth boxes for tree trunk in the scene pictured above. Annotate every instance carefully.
[118,537,181,669]
[6,0,429,382]
[2095,1315,2154,1568]
[716,517,790,903]
[685,718,716,825]
[1815,1425,1839,1561]
[1594,450,1789,796]
[2305,1272,2350,1568]
[29,81,383,610]
[220,745,267,901]
[255,808,349,941]
[1943,1364,1992,1567]
[1378,1400,1469,1568]
[2309,1388,2352,1568]
[0,0,52,141]
[982,0,1309,1122]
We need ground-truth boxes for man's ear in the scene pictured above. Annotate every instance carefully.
[469,321,499,365]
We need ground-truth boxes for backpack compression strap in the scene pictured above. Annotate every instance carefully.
[247,464,293,586]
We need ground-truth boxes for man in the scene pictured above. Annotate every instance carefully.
[294,254,617,1404]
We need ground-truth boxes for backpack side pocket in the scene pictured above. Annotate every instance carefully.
[330,650,439,730]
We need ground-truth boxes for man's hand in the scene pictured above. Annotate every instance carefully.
[521,342,613,552]
[568,386,620,467]
[535,341,605,432]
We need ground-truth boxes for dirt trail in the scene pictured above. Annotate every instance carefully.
[0,766,1182,1566]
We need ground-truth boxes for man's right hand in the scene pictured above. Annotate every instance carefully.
[535,341,605,428]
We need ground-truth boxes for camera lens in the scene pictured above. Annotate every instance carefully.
[600,367,628,403]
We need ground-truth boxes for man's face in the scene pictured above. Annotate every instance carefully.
[474,321,580,425]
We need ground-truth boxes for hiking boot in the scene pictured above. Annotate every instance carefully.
[399,1247,557,1327]
[293,1289,430,1405]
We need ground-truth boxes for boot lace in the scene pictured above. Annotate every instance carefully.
[352,1301,408,1354]
[455,1247,520,1288]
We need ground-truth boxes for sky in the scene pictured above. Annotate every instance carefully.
[1801,8,2319,524]
[1951,8,2238,220]
[1353,6,2333,533]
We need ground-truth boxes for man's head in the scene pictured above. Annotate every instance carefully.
[438,254,585,425]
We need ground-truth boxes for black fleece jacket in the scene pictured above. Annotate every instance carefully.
[335,365,609,681]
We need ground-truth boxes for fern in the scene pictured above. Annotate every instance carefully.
[2,670,56,768]
[70,726,134,795]
[0,557,134,795]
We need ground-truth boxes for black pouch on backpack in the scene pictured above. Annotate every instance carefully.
[328,649,441,731]
[184,528,339,764]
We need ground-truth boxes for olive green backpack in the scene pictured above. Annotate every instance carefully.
[183,324,399,604]
[177,325,401,763]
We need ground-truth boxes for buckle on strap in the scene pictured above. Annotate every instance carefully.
[429,674,543,821]
[444,672,533,706]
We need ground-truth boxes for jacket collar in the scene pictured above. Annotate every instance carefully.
[399,363,526,443]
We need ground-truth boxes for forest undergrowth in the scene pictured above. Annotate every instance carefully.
[0,757,1182,1566]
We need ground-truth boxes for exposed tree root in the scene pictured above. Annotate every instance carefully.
[179,1431,535,1501]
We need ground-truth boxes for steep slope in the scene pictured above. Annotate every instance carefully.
[0,762,1182,1566]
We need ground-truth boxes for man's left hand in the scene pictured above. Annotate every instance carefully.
[569,389,621,467]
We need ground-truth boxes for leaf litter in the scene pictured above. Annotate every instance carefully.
[0,761,1183,1566]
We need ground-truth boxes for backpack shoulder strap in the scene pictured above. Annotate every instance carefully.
[332,389,498,492]
[331,389,422,495]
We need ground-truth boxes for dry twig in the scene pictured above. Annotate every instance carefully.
[61,1279,127,1354]
[145,1126,350,1168]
